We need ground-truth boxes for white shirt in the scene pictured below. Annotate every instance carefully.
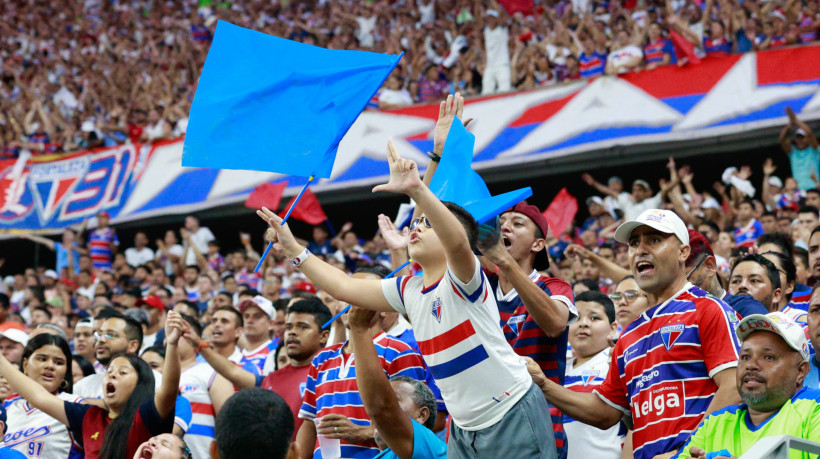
[5,392,83,459]
[382,257,531,430]
[184,227,215,266]
[379,88,413,107]
[125,246,155,267]
[564,348,624,459]
[418,0,435,24]
[355,16,377,47]
[180,362,218,459]
[608,45,643,73]
[617,193,663,221]
[484,26,510,68]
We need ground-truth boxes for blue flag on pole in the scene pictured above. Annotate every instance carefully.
[429,119,532,224]
[182,21,402,178]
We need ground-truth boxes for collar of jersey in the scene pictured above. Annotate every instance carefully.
[495,270,540,302]
[640,282,694,321]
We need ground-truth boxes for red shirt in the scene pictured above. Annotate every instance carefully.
[64,399,173,458]
[261,363,312,439]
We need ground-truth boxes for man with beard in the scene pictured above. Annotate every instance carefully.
[676,312,820,458]
[186,306,260,387]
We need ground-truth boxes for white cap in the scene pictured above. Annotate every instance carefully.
[701,198,721,210]
[239,295,276,319]
[586,196,604,206]
[796,128,808,137]
[614,209,689,245]
[768,176,783,188]
[735,312,810,362]
[485,9,499,17]
[0,328,28,347]
[44,270,59,280]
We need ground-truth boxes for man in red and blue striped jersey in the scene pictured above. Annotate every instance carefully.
[478,202,576,459]
[88,210,118,271]
[530,209,742,459]
[295,271,427,459]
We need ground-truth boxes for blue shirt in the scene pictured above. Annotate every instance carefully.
[723,293,768,318]
[807,358,820,390]
[55,242,81,275]
[789,145,820,190]
[0,446,26,459]
[373,419,447,459]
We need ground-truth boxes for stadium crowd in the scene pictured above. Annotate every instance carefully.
[0,88,818,459]
[1,0,819,157]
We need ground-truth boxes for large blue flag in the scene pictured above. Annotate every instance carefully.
[182,21,402,178]
[429,119,532,224]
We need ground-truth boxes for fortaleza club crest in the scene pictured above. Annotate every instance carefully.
[660,324,685,350]
[431,297,443,323]
[581,369,600,386]
[506,314,526,336]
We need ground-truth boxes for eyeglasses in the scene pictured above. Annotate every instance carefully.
[94,331,122,341]
[608,290,645,302]
[409,217,432,231]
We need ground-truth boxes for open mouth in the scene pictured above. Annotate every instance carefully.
[105,382,116,398]
[41,373,55,382]
[138,446,155,459]
[635,261,655,275]
[502,235,512,248]
[742,373,765,387]
[409,233,420,243]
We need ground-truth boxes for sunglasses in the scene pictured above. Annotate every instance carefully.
[608,290,644,302]
[409,217,432,231]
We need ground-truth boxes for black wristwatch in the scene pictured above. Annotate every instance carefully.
[427,151,441,162]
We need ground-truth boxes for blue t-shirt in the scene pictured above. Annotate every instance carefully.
[0,446,26,459]
[724,293,769,318]
[54,242,81,275]
[789,145,820,190]
[807,358,820,390]
[373,419,447,459]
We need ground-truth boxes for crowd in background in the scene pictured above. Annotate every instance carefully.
[1,0,818,157]
[0,92,817,458]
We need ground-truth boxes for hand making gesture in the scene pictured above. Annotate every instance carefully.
[372,139,423,197]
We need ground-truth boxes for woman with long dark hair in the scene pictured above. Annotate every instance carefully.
[4,333,81,459]
[0,312,184,459]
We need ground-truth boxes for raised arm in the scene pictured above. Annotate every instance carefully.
[564,244,630,283]
[526,357,622,430]
[348,307,416,459]
[20,233,56,251]
[258,209,394,312]
[0,350,68,425]
[377,214,411,277]
[581,174,619,199]
[478,230,569,337]
[156,311,183,419]
[373,140,475,283]
[182,323,257,389]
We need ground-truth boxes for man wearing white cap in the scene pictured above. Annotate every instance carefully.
[780,106,819,191]
[675,312,820,458]
[529,209,743,459]
[0,328,28,365]
[238,295,278,375]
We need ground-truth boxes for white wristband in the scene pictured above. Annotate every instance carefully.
[291,247,310,267]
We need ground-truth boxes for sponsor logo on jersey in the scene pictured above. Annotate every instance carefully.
[634,370,660,388]
[631,382,684,420]
[660,324,685,350]
[431,297,442,323]
[506,314,526,336]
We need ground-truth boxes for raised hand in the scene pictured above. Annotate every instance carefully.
[581,173,595,186]
[377,214,409,250]
[432,93,472,155]
[372,139,422,196]
[165,311,184,346]
[256,207,305,259]
[564,244,591,260]
[347,305,376,332]
[762,158,777,176]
